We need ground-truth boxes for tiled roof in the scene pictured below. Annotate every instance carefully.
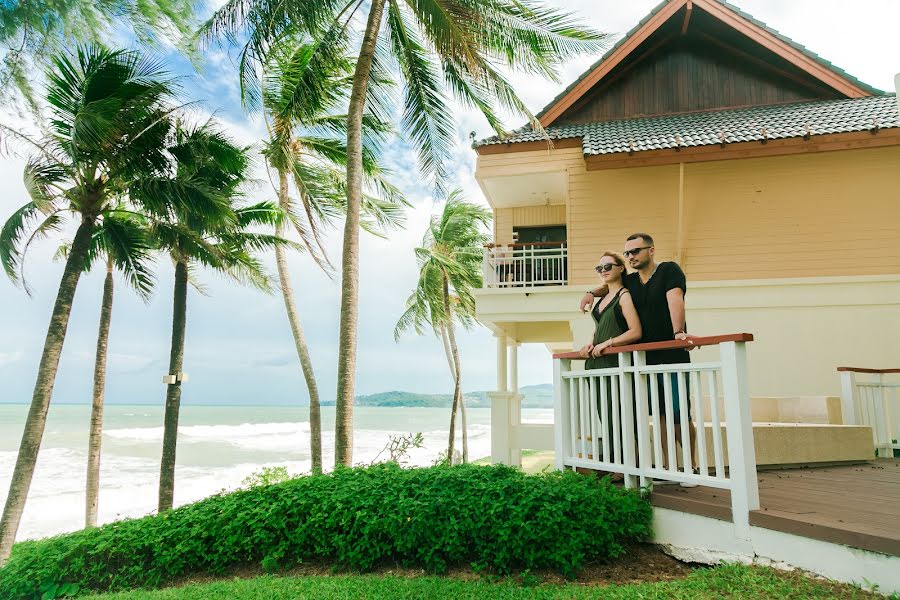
[535,0,882,122]
[475,95,900,155]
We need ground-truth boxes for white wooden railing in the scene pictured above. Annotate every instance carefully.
[482,242,567,288]
[839,367,900,457]
[553,333,759,537]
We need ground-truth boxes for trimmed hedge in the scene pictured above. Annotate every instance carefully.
[0,464,652,598]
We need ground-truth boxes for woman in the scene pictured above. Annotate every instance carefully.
[578,252,642,472]
[579,252,642,367]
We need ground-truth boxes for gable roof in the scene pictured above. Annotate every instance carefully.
[476,94,899,156]
[537,0,882,127]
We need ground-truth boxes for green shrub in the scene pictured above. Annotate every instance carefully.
[0,464,651,599]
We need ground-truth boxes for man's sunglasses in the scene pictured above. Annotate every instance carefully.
[623,246,651,258]
[594,263,620,273]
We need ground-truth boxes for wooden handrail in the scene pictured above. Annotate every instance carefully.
[484,241,567,249]
[837,367,900,374]
[552,332,754,359]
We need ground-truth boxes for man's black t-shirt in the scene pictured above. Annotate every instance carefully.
[623,262,690,366]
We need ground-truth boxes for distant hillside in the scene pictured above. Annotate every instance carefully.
[321,384,553,408]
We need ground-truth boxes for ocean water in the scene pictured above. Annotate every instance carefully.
[0,404,553,542]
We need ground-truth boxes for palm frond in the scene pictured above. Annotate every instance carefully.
[386,0,454,190]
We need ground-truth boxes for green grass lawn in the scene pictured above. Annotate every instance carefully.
[85,564,881,600]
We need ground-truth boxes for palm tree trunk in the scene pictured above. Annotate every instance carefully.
[335,0,387,468]
[275,170,322,475]
[442,276,463,464]
[158,259,188,512]
[0,216,95,564]
[460,381,468,463]
[85,259,114,528]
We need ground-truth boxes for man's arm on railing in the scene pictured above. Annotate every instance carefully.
[579,285,608,312]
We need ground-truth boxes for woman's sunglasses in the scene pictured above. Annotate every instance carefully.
[594,263,620,273]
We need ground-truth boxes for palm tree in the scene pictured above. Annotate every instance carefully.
[0,0,195,110]
[78,214,154,528]
[202,0,607,466]
[256,39,406,475]
[395,191,490,463]
[0,45,178,564]
[149,121,291,512]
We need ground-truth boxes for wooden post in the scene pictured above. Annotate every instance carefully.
[632,351,652,488]
[554,358,571,471]
[839,370,858,425]
[874,373,891,458]
[618,351,638,489]
[675,162,685,264]
[720,341,759,540]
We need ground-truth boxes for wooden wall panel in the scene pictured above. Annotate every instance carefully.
[567,163,680,286]
[557,37,839,125]
[512,205,566,227]
[683,146,900,280]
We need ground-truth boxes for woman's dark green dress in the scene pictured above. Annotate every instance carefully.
[586,288,628,370]
[585,287,629,463]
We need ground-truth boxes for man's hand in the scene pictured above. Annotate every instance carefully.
[674,331,697,351]
[578,343,593,359]
[580,292,594,313]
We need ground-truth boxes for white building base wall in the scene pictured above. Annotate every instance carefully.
[654,507,900,594]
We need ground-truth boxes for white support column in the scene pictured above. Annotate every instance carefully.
[554,358,571,471]
[839,370,858,425]
[720,341,760,541]
[509,343,519,394]
[497,335,508,393]
[490,335,511,464]
[508,343,522,467]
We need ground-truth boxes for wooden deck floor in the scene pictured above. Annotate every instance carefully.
[651,459,900,556]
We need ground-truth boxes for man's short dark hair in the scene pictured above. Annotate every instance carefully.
[626,233,654,246]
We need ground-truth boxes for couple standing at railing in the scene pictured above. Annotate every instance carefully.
[576,232,697,484]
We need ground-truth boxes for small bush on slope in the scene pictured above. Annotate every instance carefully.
[0,464,651,598]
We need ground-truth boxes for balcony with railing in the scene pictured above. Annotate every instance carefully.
[481,242,568,289]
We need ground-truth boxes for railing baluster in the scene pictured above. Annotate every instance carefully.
[578,377,588,460]
[707,370,725,479]
[600,374,610,464]
[612,375,621,465]
[677,371,692,474]
[692,370,708,478]
[649,375,663,469]
[568,377,578,462]
[590,376,600,464]
[663,373,677,472]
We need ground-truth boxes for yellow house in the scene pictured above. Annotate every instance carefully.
[471,1,900,587]
[473,0,900,461]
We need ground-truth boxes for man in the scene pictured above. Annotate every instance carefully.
[579,233,696,476]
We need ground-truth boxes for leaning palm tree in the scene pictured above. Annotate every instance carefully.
[257,39,406,474]
[56,213,155,528]
[395,191,490,464]
[202,0,607,466]
[147,121,291,512]
[0,45,179,564]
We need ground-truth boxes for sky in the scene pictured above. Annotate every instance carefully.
[0,1,898,406]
